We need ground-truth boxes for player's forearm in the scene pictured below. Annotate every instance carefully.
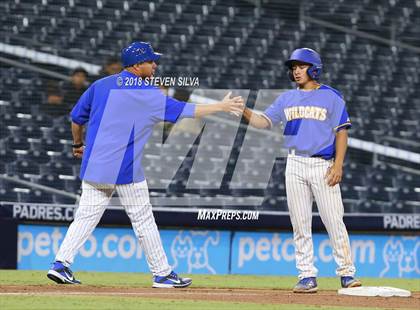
[243,108,270,129]
[334,129,348,166]
[71,122,84,144]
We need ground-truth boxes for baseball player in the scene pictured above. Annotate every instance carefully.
[242,48,361,292]
[47,41,244,288]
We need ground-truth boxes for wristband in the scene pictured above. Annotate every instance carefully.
[72,143,84,148]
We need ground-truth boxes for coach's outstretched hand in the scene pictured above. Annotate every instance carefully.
[220,91,245,114]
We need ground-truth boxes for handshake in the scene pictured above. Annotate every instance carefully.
[206,92,270,130]
[220,91,245,117]
[194,91,245,118]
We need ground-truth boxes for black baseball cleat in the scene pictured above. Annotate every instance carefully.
[152,271,192,288]
[47,261,81,284]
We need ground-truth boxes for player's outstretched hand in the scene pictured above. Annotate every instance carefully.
[73,146,84,159]
[326,163,342,187]
[221,91,244,115]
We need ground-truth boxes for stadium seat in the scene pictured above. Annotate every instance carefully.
[10,160,40,176]
[341,185,360,200]
[64,179,82,193]
[33,139,64,153]
[262,196,288,211]
[0,188,19,202]
[6,137,30,152]
[394,188,420,203]
[358,200,384,213]
[52,125,73,141]
[42,161,75,177]
[20,125,43,139]
[391,201,419,214]
[365,186,391,203]
[28,190,54,203]
[54,194,78,204]
[39,174,66,190]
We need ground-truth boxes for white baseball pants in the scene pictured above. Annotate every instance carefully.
[55,180,172,276]
[285,155,356,279]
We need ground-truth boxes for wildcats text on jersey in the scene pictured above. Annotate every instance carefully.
[284,106,327,121]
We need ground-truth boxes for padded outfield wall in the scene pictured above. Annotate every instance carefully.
[16,224,420,279]
[1,202,418,278]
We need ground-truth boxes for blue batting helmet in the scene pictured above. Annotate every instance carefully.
[284,48,322,81]
[121,41,162,67]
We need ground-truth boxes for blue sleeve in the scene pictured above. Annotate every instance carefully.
[162,97,195,123]
[262,95,286,127]
[179,102,196,119]
[149,87,195,123]
[331,98,352,132]
[70,85,94,125]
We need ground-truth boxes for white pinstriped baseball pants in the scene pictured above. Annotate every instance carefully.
[285,155,356,279]
[55,180,172,276]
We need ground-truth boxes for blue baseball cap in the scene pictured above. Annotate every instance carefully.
[121,41,162,67]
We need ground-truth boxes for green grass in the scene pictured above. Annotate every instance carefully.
[0,270,419,291]
[0,270,418,310]
[0,296,388,310]
[0,296,393,310]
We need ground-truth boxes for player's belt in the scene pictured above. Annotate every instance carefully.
[288,149,309,157]
[288,149,326,158]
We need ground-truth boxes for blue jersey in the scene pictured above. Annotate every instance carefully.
[70,70,195,184]
[262,84,351,159]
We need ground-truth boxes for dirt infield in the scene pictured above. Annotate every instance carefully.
[1,285,419,309]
